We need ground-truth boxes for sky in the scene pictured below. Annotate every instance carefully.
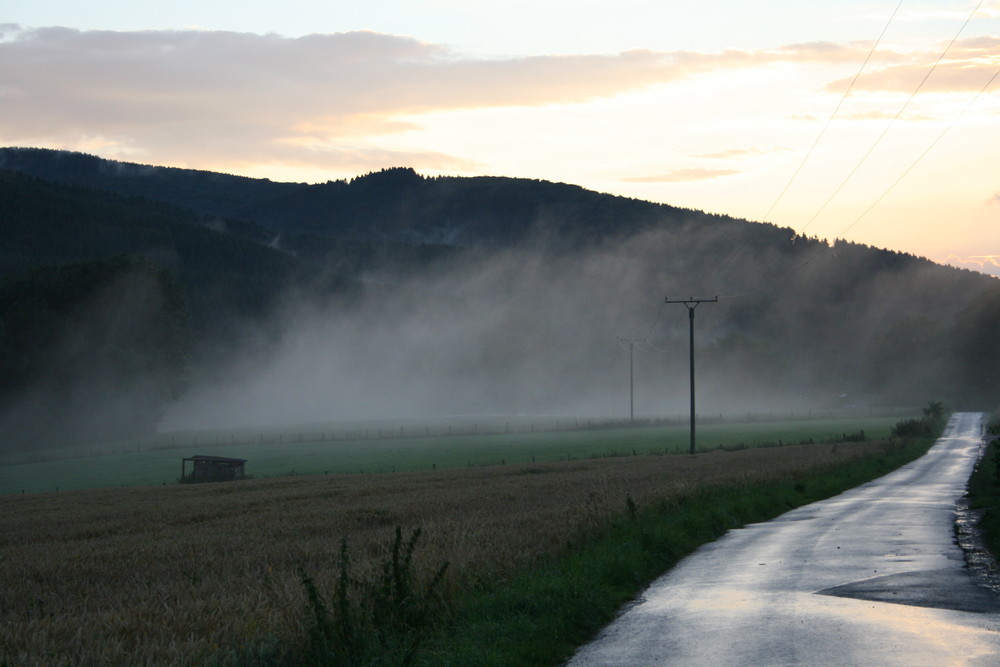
[2,0,999,276]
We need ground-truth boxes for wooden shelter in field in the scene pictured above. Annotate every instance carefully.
[180,455,247,483]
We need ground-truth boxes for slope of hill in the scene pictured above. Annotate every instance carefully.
[0,168,301,328]
[0,146,712,245]
[0,168,462,331]
[1,147,998,449]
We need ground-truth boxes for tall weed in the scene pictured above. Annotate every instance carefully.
[300,527,448,666]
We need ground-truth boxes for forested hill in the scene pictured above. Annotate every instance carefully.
[2,146,999,451]
[0,168,462,327]
[0,167,465,448]
[0,146,715,246]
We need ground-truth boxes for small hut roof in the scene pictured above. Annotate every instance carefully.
[182,455,247,464]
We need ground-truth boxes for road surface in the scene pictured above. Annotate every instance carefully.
[568,412,1000,666]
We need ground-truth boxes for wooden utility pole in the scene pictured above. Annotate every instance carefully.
[665,297,717,454]
[618,338,646,421]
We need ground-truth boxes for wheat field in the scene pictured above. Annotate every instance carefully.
[1,440,894,665]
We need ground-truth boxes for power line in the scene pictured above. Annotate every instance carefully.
[706,1,905,292]
[708,226,839,301]
[799,0,987,235]
[837,65,1000,238]
[762,0,905,223]
[649,4,992,377]
[714,1,991,300]
[643,300,667,340]
[644,338,672,353]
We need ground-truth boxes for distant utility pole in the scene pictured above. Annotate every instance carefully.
[665,297,718,454]
[618,338,646,421]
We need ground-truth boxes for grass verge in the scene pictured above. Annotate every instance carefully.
[966,415,1000,559]
[409,434,939,666]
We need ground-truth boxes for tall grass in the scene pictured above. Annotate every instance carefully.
[966,414,1000,559]
[0,427,935,665]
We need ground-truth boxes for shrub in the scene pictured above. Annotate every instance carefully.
[891,418,930,438]
[892,401,948,438]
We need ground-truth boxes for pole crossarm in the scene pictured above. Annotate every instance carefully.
[664,297,719,307]
[664,296,718,454]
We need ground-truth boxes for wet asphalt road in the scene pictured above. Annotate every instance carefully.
[567,412,1000,666]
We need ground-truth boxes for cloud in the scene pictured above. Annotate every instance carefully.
[693,147,793,160]
[776,40,885,64]
[694,148,765,159]
[0,26,884,175]
[825,37,1000,94]
[940,254,1000,278]
[0,27,483,171]
[842,110,936,122]
[622,168,739,183]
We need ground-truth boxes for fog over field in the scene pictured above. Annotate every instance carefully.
[159,219,930,431]
[162,230,692,428]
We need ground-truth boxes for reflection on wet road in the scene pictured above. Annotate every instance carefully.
[568,412,1000,666]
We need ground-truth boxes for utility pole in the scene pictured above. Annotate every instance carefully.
[665,297,718,454]
[618,338,646,421]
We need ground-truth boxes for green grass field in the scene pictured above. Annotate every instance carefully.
[0,413,913,494]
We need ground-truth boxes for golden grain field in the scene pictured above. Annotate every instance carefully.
[1,441,893,665]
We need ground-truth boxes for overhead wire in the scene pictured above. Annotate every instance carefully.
[761,0,905,224]
[838,66,1000,238]
[642,300,667,340]
[644,338,673,353]
[642,1,990,346]
[799,0,987,235]
[704,0,906,299]
[629,300,680,353]
[710,0,989,302]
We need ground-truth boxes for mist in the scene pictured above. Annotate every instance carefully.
[160,223,841,432]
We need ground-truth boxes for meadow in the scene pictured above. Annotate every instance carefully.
[0,414,931,666]
[0,411,908,494]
